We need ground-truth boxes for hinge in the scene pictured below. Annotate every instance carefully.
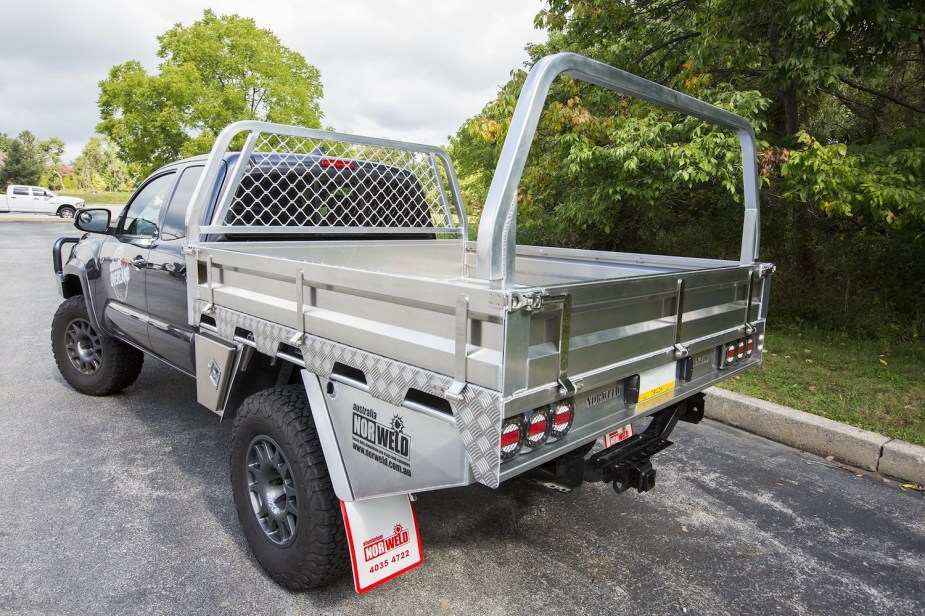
[445,380,467,403]
[488,291,544,313]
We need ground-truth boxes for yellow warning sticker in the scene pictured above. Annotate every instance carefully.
[634,363,677,413]
[638,381,675,403]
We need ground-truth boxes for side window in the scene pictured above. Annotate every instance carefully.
[12,187,29,196]
[160,166,204,240]
[121,173,176,238]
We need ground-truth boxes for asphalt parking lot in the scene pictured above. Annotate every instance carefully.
[1,221,923,615]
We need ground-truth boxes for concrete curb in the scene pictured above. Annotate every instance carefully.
[705,387,925,485]
[0,214,71,222]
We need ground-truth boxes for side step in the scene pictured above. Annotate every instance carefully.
[524,393,704,493]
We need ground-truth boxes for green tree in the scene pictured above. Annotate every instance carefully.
[72,137,137,192]
[453,0,925,337]
[98,9,324,175]
[39,136,66,189]
[0,131,44,187]
[532,0,925,232]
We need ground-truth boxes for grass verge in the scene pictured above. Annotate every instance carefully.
[62,189,132,206]
[718,325,925,446]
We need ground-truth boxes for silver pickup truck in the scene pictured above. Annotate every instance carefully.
[51,53,773,593]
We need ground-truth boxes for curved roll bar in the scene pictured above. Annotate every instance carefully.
[474,52,762,286]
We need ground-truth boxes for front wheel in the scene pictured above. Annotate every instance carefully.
[58,206,75,219]
[51,295,144,395]
[230,385,348,590]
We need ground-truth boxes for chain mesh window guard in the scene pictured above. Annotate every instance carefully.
[206,130,462,237]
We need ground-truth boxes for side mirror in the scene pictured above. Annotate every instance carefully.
[74,208,111,234]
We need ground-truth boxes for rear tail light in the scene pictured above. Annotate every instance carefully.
[500,416,525,460]
[550,400,574,439]
[501,415,525,460]
[720,333,764,369]
[525,409,551,448]
[725,344,736,366]
[501,398,576,461]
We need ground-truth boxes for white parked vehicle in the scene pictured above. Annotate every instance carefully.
[0,185,85,217]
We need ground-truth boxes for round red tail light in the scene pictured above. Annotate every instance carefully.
[525,409,551,449]
[746,337,755,356]
[500,416,525,461]
[736,340,746,359]
[725,344,736,365]
[550,400,574,439]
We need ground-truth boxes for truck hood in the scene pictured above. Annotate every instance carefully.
[50,195,85,206]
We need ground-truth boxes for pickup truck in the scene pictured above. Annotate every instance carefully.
[1,184,85,217]
[50,53,773,593]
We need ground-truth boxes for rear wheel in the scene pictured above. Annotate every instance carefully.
[230,385,348,590]
[58,206,75,219]
[51,295,143,395]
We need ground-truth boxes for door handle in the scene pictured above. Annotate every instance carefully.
[131,256,148,269]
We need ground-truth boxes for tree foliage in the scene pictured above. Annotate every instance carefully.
[69,137,136,192]
[98,9,324,175]
[452,0,925,337]
[0,131,63,188]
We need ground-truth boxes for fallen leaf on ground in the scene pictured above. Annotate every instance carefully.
[825,455,835,462]
[681,525,689,533]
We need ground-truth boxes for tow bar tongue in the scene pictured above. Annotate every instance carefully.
[524,393,704,494]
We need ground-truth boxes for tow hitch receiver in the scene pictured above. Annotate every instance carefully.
[525,393,704,494]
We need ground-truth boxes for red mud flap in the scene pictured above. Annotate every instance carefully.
[340,494,424,593]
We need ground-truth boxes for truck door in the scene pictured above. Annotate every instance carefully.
[146,164,206,373]
[97,171,177,349]
[30,187,53,213]
[8,186,31,212]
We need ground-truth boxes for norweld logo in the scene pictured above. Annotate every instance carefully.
[363,524,410,561]
[352,403,411,460]
[586,385,620,408]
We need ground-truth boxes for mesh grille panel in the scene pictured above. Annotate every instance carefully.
[213,131,458,234]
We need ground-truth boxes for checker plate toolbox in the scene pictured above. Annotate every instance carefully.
[185,53,774,499]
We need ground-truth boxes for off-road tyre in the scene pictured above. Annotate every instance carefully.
[51,295,144,395]
[230,385,349,590]
[58,206,75,219]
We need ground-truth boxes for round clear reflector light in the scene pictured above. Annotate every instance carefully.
[524,409,551,449]
[500,416,525,461]
[550,400,574,439]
